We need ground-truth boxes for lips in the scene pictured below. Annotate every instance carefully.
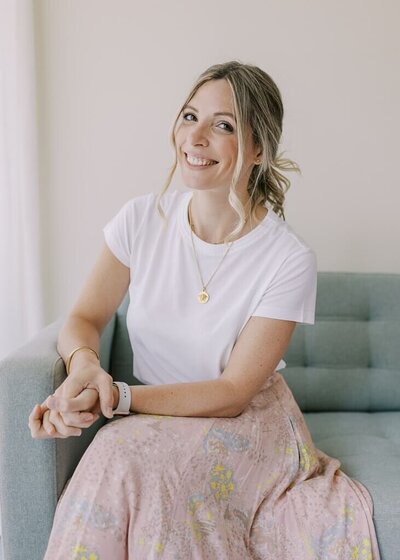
[184,152,218,167]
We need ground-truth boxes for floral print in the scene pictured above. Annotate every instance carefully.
[352,538,373,560]
[72,544,99,560]
[209,464,236,501]
[45,371,380,559]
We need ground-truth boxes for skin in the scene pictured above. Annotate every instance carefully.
[29,79,296,438]
[175,79,267,243]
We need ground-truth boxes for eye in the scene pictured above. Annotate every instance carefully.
[217,121,234,133]
[182,112,196,122]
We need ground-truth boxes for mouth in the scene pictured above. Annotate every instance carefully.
[184,152,218,168]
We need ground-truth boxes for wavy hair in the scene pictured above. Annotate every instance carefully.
[156,60,301,243]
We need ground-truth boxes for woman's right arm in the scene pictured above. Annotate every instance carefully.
[57,241,130,373]
[29,242,130,438]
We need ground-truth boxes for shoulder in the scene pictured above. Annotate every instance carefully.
[120,189,187,219]
[258,208,316,272]
[264,208,313,253]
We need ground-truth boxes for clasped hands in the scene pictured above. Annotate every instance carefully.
[28,363,116,439]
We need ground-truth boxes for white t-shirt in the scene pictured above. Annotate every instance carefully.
[103,190,317,386]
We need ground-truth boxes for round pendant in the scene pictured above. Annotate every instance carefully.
[198,290,209,304]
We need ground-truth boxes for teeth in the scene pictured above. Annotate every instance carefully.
[186,154,216,166]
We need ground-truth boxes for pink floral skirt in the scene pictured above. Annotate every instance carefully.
[44,371,380,559]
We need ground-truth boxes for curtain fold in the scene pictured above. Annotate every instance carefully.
[0,0,43,360]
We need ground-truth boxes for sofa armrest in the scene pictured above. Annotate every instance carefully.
[0,316,115,560]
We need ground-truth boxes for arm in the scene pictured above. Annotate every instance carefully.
[30,243,130,438]
[57,242,130,370]
[125,316,296,417]
[54,242,130,413]
[49,316,296,420]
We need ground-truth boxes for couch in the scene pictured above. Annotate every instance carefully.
[0,272,399,559]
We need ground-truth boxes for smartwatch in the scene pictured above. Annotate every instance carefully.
[112,381,131,415]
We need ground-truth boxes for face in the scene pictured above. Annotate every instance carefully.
[174,79,260,196]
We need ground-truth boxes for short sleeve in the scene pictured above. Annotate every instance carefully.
[252,248,317,325]
[103,201,134,267]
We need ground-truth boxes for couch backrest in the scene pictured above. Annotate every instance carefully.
[110,272,400,412]
[283,272,400,412]
[108,296,145,386]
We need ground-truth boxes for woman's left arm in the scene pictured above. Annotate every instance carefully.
[46,317,296,420]
[127,317,296,418]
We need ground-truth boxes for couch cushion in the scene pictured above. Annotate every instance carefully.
[284,273,400,411]
[305,411,400,558]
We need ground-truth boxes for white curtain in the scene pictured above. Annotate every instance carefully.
[0,0,43,360]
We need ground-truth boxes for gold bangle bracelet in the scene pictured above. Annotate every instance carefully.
[65,346,100,375]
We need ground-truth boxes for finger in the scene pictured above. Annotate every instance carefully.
[49,409,82,437]
[29,404,46,438]
[61,410,99,428]
[42,410,57,436]
[29,405,59,439]
[46,391,97,414]
[29,404,69,439]
[97,378,115,419]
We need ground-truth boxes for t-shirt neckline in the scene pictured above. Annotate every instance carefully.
[180,191,273,255]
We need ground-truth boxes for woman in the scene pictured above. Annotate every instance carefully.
[30,61,380,559]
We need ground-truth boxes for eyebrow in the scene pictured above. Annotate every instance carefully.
[183,104,236,121]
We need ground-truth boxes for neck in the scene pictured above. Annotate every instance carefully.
[188,192,267,244]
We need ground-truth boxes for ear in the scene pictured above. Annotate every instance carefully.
[254,146,263,164]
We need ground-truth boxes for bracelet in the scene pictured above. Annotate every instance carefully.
[65,346,100,375]
[112,381,131,415]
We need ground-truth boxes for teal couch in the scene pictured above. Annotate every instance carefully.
[0,272,398,559]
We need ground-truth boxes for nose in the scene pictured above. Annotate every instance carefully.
[187,123,209,147]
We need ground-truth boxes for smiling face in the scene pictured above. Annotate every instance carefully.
[174,79,260,196]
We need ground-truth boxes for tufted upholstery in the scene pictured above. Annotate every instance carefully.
[0,272,398,559]
[283,273,400,412]
[280,272,400,559]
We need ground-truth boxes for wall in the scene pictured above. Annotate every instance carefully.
[34,0,400,324]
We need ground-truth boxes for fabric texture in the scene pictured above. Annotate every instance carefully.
[103,190,317,385]
[2,274,397,559]
[44,372,380,559]
[283,272,400,413]
[42,193,381,558]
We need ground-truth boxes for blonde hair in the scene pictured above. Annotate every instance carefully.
[156,60,301,243]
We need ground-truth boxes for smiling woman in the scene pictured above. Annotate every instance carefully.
[155,62,301,247]
[36,61,380,559]
[175,80,257,204]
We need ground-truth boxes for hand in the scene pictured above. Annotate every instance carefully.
[45,386,102,431]
[29,389,101,439]
[46,387,102,436]
[49,361,115,419]
[29,360,115,439]
[28,403,87,439]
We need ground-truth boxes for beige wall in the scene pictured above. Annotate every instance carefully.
[34,0,400,324]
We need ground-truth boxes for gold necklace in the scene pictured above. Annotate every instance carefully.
[188,199,236,304]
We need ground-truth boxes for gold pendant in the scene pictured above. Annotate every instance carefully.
[198,290,209,304]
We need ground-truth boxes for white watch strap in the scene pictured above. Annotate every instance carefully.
[112,381,131,415]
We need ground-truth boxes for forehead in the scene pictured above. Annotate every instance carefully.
[188,79,234,114]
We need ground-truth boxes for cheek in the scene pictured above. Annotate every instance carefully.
[173,125,184,147]
[226,149,238,169]
[217,139,237,162]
